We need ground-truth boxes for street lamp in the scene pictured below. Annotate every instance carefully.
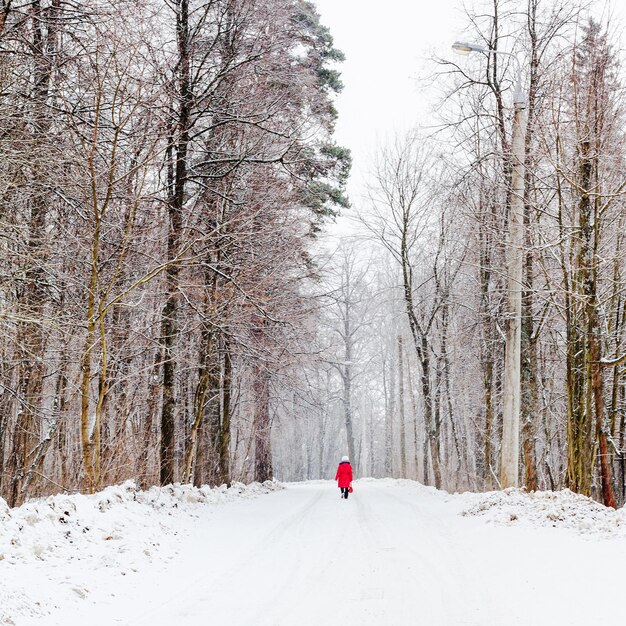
[451,41,485,55]
[452,40,527,489]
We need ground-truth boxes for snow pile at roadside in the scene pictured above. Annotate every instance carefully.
[0,480,283,565]
[0,480,283,625]
[358,476,444,497]
[458,487,622,534]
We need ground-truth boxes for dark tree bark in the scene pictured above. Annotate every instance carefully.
[219,339,233,486]
[254,363,272,483]
[397,335,407,478]
[160,0,191,486]
[10,0,62,506]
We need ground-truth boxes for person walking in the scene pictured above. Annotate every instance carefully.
[335,455,353,499]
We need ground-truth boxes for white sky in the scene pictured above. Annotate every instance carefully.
[312,0,623,235]
[312,0,463,213]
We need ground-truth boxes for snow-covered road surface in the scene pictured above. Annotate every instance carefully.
[7,479,626,626]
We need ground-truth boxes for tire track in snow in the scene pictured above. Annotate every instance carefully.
[43,481,503,626]
[136,485,324,626]
[365,481,497,625]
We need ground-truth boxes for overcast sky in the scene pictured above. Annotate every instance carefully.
[312,0,622,236]
[312,0,460,201]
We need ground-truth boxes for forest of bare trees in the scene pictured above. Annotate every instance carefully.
[0,0,349,506]
[274,0,626,510]
[2,0,626,511]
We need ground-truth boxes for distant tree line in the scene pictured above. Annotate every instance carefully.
[273,0,626,510]
[4,0,625,511]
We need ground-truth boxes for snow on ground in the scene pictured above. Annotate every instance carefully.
[2,478,626,626]
[0,481,283,625]
[457,486,624,534]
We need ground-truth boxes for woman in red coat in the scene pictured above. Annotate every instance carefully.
[335,455,353,499]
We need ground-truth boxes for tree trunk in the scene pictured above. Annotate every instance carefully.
[383,348,394,477]
[397,336,407,477]
[400,228,441,488]
[9,0,62,506]
[441,303,463,486]
[254,363,272,483]
[220,340,233,486]
[159,290,178,485]
[407,359,421,481]
[342,294,356,468]
[566,140,594,496]
[521,261,538,491]
[160,0,191,486]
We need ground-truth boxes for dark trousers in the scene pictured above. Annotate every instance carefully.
[341,487,349,499]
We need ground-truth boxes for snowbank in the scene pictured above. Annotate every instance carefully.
[457,487,624,535]
[4,478,626,626]
[357,476,444,497]
[321,477,626,536]
[353,479,626,536]
[0,480,283,625]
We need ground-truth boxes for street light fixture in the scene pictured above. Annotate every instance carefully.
[451,41,485,55]
[452,40,527,489]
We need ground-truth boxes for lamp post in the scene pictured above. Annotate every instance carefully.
[452,41,527,489]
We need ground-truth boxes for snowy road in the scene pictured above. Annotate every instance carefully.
[20,480,626,626]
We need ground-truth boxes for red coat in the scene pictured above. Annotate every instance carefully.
[335,461,353,488]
